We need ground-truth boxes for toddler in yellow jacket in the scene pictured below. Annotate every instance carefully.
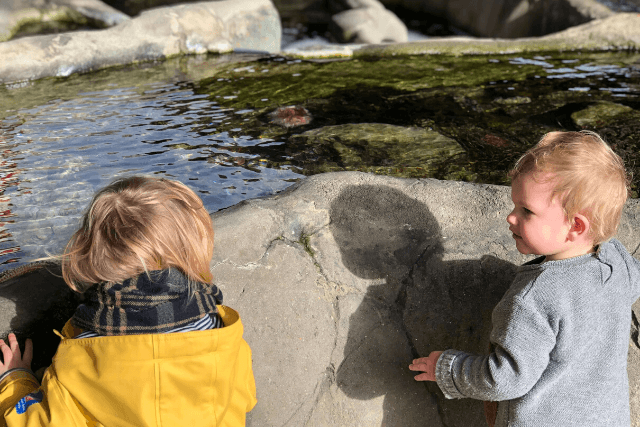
[0,176,256,426]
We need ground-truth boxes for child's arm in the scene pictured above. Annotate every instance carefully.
[428,291,556,402]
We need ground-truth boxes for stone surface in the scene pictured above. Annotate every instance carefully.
[351,12,640,58]
[287,123,465,177]
[0,0,130,42]
[572,101,640,127]
[0,0,281,84]
[3,172,640,425]
[329,0,408,44]
[388,0,613,38]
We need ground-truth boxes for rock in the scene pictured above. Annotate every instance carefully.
[388,0,613,38]
[353,12,640,57]
[287,123,465,177]
[212,172,640,426]
[3,171,640,425]
[329,0,408,43]
[100,0,201,17]
[0,0,281,85]
[571,101,638,128]
[56,0,130,25]
[0,0,130,42]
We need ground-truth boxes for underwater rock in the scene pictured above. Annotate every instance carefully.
[0,0,130,42]
[571,101,639,128]
[287,123,465,178]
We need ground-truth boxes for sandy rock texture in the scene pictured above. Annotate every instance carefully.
[0,0,281,84]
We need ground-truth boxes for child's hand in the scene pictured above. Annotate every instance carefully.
[0,333,33,375]
[409,351,443,381]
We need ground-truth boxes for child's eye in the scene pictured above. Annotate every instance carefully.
[523,208,533,216]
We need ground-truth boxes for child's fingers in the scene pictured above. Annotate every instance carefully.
[413,372,435,381]
[7,333,19,353]
[408,362,429,372]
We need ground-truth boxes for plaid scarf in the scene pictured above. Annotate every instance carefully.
[71,268,223,336]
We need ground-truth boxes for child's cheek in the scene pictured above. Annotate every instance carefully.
[540,225,552,240]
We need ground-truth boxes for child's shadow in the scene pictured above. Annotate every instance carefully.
[330,184,517,427]
[0,264,80,374]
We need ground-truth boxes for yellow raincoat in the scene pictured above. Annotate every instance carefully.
[0,306,256,426]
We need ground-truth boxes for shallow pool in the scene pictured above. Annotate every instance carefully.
[0,51,639,271]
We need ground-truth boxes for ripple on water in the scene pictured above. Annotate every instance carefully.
[0,82,303,271]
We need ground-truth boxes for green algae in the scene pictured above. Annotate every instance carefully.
[113,51,640,190]
[299,233,315,257]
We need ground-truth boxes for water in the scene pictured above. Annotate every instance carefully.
[0,51,639,272]
[0,60,304,269]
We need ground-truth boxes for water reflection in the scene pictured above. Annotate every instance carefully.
[0,82,303,271]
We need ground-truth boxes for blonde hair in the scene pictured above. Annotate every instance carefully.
[61,176,214,292]
[509,131,629,245]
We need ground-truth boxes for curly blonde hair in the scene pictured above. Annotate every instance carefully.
[509,131,630,245]
[60,176,214,292]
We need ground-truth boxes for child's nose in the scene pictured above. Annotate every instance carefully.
[506,211,517,225]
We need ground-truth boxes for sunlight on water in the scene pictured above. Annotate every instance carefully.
[0,81,302,270]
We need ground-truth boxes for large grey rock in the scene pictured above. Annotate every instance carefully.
[349,12,640,58]
[329,0,408,43]
[3,172,640,426]
[0,0,130,42]
[387,0,613,38]
[209,172,640,426]
[0,0,281,85]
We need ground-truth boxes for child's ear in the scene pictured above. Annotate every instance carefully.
[567,213,590,241]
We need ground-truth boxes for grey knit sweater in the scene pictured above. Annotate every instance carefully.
[435,239,640,426]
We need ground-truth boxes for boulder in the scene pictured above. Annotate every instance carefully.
[0,0,130,42]
[386,0,614,38]
[0,0,281,85]
[353,12,640,58]
[204,171,640,426]
[329,0,408,43]
[3,172,640,425]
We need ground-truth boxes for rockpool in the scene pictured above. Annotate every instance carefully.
[0,50,638,271]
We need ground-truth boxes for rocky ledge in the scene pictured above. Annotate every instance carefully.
[2,172,640,426]
[0,0,281,85]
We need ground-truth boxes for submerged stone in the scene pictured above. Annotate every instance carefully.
[288,123,466,178]
[571,101,638,127]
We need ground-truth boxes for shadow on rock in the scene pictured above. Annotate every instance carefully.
[330,184,517,427]
[0,263,80,373]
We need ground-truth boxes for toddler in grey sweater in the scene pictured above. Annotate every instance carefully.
[410,131,639,426]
